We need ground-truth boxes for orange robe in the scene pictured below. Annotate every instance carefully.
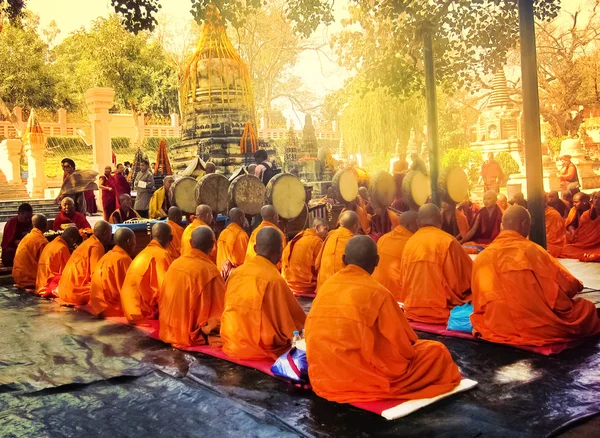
[245,220,286,262]
[560,209,600,259]
[159,249,226,348]
[36,237,71,295]
[12,229,48,287]
[316,227,354,290]
[372,226,414,301]
[400,226,473,324]
[57,235,105,305]
[306,265,461,403]
[282,228,323,294]
[221,256,306,360]
[166,220,184,261]
[471,230,600,345]
[545,206,566,257]
[121,240,171,323]
[456,210,469,238]
[181,219,216,262]
[565,207,577,229]
[89,246,132,316]
[216,222,249,269]
[341,206,371,235]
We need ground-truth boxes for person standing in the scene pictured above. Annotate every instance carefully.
[558,155,579,193]
[113,163,131,207]
[133,159,155,218]
[57,158,86,214]
[99,166,117,221]
[480,153,504,193]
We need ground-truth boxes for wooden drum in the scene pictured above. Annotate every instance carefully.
[228,174,265,216]
[369,171,396,208]
[195,173,230,214]
[282,203,309,239]
[438,166,469,203]
[401,170,431,210]
[332,169,358,203]
[265,173,306,220]
[169,176,198,214]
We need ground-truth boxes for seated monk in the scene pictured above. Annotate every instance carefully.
[562,191,573,210]
[149,176,174,219]
[121,222,172,323]
[108,194,141,224]
[560,191,600,259]
[245,205,286,263]
[216,208,249,277]
[181,204,215,261]
[459,191,502,245]
[400,204,473,324]
[165,206,184,260]
[57,221,113,305]
[358,187,375,215]
[458,198,480,228]
[12,214,48,289]
[1,203,33,267]
[342,198,371,235]
[441,199,469,240]
[53,197,91,231]
[306,236,462,403]
[36,227,80,296]
[510,192,528,209]
[497,194,509,212]
[89,228,137,316]
[159,226,226,348]
[565,192,590,242]
[372,211,418,301]
[471,206,600,345]
[545,194,567,258]
[282,218,329,295]
[548,190,568,218]
[316,210,360,290]
[221,227,306,360]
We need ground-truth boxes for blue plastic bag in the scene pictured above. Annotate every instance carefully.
[446,302,474,333]
[270,347,309,383]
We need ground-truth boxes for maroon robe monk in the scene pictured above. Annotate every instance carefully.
[1,203,33,266]
[99,166,117,221]
[53,197,91,231]
[114,163,131,208]
[460,191,502,245]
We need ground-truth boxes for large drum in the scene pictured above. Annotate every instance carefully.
[401,170,431,210]
[169,176,198,214]
[228,174,265,216]
[282,203,309,238]
[332,169,359,203]
[265,173,306,220]
[195,173,230,214]
[369,171,396,208]
[438,166,469,203]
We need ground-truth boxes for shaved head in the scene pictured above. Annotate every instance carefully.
[32,214,47,231]
[343,235,379,274]
[312,217,329,239]
[417,204,442,229]
[61,226,81,247]
[163,176,175,192]
[152,222,173,248]
[400,210,419,234]
[168,206,183,224]
[483,191,498,208]
[339,210,360,234]
[93,220,113,245]
[195,204,213,224]
[255,226,283,265]
[191,226,215,254]
[261,204,279,223]
[114,227,137,257]
[119,193,133,209]
[205,162,216,174]
[502,205,531,238]
[229,207,246,227]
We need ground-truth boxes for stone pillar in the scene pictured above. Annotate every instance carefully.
[26,141,46,198]
[170,113,179,127]
[0,139,23,182]
[85,87,115,172]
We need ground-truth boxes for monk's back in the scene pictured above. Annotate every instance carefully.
[89,247,131,316]
[36,238,70,294]
[217,223,248,268]
[372,226,413,300]
[282,229,323,294]
[12,229,48,287]
[316,227,354,289]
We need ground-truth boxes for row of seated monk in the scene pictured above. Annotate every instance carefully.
[9,198,600,403]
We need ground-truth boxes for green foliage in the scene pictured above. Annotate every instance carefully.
[111,0,161,34]
[442,148,482,186]
[547,135,567,158]
[0,0,27,25]
[496,152,520,176]
[43,136,92,178]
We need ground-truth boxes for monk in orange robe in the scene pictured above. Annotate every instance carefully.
[342,199,371,235]
[560,191,600,259]
[497,194,509,212]
[89,228,136,316]
[181,204,215,261]
[245,205,286,263]
[358,186,375,215]
[369,206,400,239]
[441,200,469,240]
[166,206,184,260]
[565,192,590,242]
[57,221,113,305]
[159,226,226,348]
[307,236,462,403]
[282,217,329,295]
[400,204,473,324]
[12,214,48,289]
[221,227,306,360]
[545,196,566,258]
[472,206,600,345]
[372,211,418,301]
[316,210,360,290]
[216,208,249,277]
[121,222,172,323]
[460,191,502,245]
[36,227,80,296]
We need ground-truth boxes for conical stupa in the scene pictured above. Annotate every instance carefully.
[487,69,512,109]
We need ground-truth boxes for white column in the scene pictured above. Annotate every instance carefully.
[0,139,22,182]
[26,140,46,198]
[85,87,115,172]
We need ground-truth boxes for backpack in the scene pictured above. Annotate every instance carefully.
[261,161,281,185]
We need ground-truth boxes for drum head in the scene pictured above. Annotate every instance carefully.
[266,173,306,220]
[195,173,230,214]
[170,177,198,214]
[333,169,358,203]
[443,167,469,203]
[402,171,430,209]
[369,171,396,208]
[229,174,265,216]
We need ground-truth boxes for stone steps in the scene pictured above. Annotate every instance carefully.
[0,199,59,222]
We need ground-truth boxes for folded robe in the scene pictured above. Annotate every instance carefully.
[36,237,71,295]
[316,227,354,290]
[560,209,600,259]
[282,228,323,295]
[216,222,248,270]
[372,226,413,301]
[245,220,286,263]
[181,219,216,262]
[89,246,132,316]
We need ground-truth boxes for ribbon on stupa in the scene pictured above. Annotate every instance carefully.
[154,139,172,175]
[23,109,45,151]
[239,120,258,154]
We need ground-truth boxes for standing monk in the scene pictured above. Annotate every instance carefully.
[53,197,91,230]
[99,165,116,221]
[480,153,503,193]
[372,211,418,301]
[166,206,184,260]
[316,210,360,290]
[181,204,215,260]
[159,226,226,348]
[459,191,502,245]
[1,203,33,267]
[57,221,112,305]
[245,205,286,262]
[221,227,306,360]
[108,194,141,224]
[282,218,329,295]
[12,214,48,289]
[471,206,600,346]
[306,236,462,403]
[558,155,579,193]
[113,163,131,204]
[400,204,473,324]
[36,227,80,296]
[560,191,600,259]
[216,208,249,278]
[121,222,172,323]
[89,228,136,316]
